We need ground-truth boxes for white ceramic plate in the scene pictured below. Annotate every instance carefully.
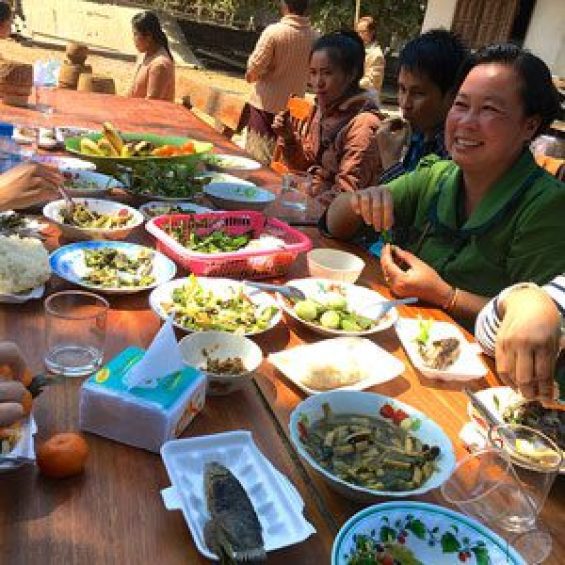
[277,278,398,337]
[0,285,45,304]
[50,241,176,295]
[61,170,122,198]
[207,153,262,176]
[269,337,405,395]
[138,200,212,220]
[12,126,36,145]
[160,431,315,560]
[204,180,275,211]
[395,317,488,381]
[35,155,97,171]
[289,390,456,502]
[332,501,525,565]
[149,277,281,336]
[43,198,144,241]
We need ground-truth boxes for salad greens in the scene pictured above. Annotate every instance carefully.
[165,228,252,253]
[161,275,278,334]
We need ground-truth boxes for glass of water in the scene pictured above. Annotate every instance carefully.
[442,426,562,564]
[44,291,109,377]
[281,171,312,212]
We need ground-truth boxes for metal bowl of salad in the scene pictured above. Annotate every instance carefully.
[203,181,275,212]
[62,170,123,198]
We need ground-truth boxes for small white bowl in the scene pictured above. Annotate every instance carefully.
[307,248,365,283]
[179,331,263,396]
[207,153,262,179]
[43,198,144,241]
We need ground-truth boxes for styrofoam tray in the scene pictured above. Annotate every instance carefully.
[269,337,405,395]
[0,416,37,472]
[160,431,315,560]
[395,317,487,381]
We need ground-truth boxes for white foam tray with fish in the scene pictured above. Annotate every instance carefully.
[160,430,316,560]
[395,317,487,381]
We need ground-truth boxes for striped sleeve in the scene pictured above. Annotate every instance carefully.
[475,275,565,356]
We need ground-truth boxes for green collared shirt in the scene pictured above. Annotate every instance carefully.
[387,151,565,297]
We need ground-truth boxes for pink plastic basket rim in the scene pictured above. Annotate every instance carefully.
[146,211,312,261]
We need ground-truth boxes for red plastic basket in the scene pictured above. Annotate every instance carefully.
[146,211,312,279]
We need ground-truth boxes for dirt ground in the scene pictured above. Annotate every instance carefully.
[0,37,253,98]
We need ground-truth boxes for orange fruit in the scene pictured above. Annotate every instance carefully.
[36,432,89,479]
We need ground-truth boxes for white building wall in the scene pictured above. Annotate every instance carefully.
[523,0,565,76]
[421,0,458,32]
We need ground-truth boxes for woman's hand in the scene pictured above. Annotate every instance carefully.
[495,286,561,400]
[0,342,28,427]
[272,110,294,143]
[0,162,63,211]
[349,185,394,232]
[380,244,453,306]
[376,117,411,170]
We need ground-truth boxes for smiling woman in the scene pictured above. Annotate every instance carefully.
[325,43,564,323]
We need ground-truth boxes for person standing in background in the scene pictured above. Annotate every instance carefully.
[245,0,317,164]
[356,16,385,102]
[129,11,175,102]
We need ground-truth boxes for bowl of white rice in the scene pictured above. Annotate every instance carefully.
[0,235,51,301]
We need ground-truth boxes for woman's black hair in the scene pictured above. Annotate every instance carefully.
[0,1,11,24]
[455,43,561,137]
[399,29,469,96]
[132,11,173,61]
[311,31,366,88]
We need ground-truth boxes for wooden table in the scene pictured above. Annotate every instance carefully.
[1,90,564,564]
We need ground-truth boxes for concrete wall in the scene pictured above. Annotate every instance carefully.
[20,0,200,67]
[421,0,458,32]
[421,0,565,75]
[523,0,565,76]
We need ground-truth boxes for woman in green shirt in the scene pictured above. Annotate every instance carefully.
[326,44,564,322]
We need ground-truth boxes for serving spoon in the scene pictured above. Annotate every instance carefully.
[243,281,306,302]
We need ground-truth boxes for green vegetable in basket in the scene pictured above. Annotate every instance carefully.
[173,230,252,253]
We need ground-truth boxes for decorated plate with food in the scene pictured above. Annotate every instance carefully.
[50,241,176,294]
[269,337,405,395]
[62,170,123,197]
[278,278,398,337]
[138,201,212,220]
[290,391,455,501]
[395,318,487,381]
[466,386,565,473]
[65,122,213,169]
[149,275,281,336]
[332,501,525,564]
[43,198,144,241]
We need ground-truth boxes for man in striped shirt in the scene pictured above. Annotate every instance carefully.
[475,275,565,401]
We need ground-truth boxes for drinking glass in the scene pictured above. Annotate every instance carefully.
[281,171,312,212]
[442,425,562,564]
[44,291,109,377]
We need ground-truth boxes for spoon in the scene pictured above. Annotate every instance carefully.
[243,281,306,302]
[364,296,418,319]
[58,184,76,214]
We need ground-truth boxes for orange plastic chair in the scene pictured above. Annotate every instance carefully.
[270,95,314,174]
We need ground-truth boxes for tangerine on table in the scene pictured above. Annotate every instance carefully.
[36,432,89,479]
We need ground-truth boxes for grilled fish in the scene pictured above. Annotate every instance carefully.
[419,337,461,370]
[203,462,266,564]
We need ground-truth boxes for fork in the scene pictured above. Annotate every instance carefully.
[58,184,76,214]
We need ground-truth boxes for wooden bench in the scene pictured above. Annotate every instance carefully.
[177,76,248,137]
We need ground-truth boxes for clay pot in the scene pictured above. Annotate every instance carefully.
[58,61,92,90]
[66,42,89,65]
[77,74,116,95]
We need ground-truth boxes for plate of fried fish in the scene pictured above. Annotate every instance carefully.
[160,431,315,561]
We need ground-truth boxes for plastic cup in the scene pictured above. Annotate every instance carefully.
[281,171,312,212]
[44,291,109,377]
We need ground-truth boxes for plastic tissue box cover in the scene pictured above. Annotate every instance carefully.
[79,346,206,452]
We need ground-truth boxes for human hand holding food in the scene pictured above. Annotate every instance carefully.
[495,285,561,400]
[376,117,411,170]
[0,162,63,211]
[380,244,453,307]
[272,110,294,143]
[349,185,394,232]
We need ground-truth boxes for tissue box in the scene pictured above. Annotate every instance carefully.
[79,347,206,453]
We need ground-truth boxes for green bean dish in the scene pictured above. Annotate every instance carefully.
[299,403,441,492]
[82,248,155,288]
